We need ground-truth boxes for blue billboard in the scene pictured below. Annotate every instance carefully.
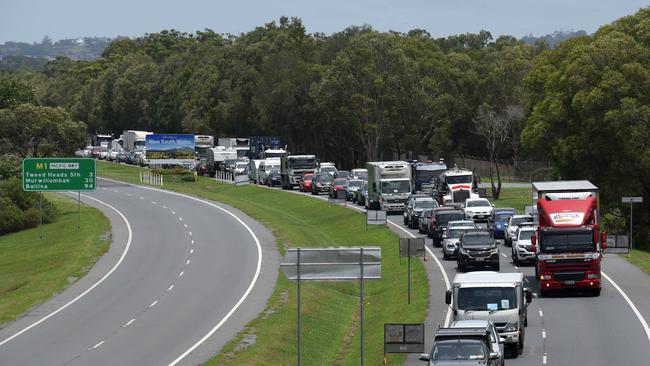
[145,134,195,163]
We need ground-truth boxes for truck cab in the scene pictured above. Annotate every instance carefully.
[532,181,606,297]
[366,161,412,212]
[280,155,318,190]
[434,167,479,206]
[445,272,532,358]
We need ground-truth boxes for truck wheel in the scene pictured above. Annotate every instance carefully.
[443,252,449,260]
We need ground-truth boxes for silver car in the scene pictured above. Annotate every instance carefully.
[442,226,476,260]
[504,215,533,246]
[450,320,505,366]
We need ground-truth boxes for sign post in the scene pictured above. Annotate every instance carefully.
[622,196,643,258]
[399,238,425,304]
[23,158,97,237]
[281,247,381,366]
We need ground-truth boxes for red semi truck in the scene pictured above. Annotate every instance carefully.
[531,181,607,297]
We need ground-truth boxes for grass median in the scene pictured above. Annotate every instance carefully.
[0,194,111,326]
[97,161,429,365]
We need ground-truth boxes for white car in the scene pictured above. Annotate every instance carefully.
[442,225,477,260]
[512,226,537,265]
[504,215,534,246]
[464,198,494,222]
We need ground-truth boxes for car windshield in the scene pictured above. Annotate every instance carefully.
[446,175,472,184]
[289,158,318,169]
[458,287,517,311]
[541,230,595,252]
[337,171,349,178]
[511,217,532,226]
[303,175,313,182]
[317,174,333,182]
[354,172,368,179]
[321,167,336,173]
[518,229,535,240]
[467,200,491,207]
[348,180,363,188]
[334,178,347,186]
[462,234,493,246]
[447,229,467,238]
[438,213,465,225]
[269,169,280,174]
[415,201,437,209]
[381,180,411,194]
[495,213,512,221]
[432,339,486,361]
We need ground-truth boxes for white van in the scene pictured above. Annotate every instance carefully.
[445,271,532,358]
[258,157,280,185]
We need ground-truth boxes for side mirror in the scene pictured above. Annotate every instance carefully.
[489,352,500,360]
[419,353,430,361]
[499,337,506,344]
[445,289,452,305]
[524,288,533,304]
[601,231,608,250]
[530,235,536,246]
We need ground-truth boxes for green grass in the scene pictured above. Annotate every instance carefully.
[97,161,428,365]
[492,188,532,213]
[621,249,650,276]
[0,194,111,326]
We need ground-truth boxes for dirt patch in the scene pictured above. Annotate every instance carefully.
[263,290,289,318]
[99,231,111,241]
[331,304,361,366]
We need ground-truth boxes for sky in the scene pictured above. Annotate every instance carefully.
[1,0,648,43]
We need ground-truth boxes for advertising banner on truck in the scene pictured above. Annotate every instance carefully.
[146,134,195,165]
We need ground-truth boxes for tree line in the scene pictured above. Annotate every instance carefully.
[1,8,650,244]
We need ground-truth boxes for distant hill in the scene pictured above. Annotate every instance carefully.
[520,30,588,48]
[0,36,113,70]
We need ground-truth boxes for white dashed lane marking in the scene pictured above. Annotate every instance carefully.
[501,253,507,258]
[186,259,190,265]
[539,309,544,317]
[171,210,176,215]
[184,224,188,228]
[152,201,157,205]
[92,340,105,349]
[167,285,174,292]
[179,271,184,277]
[179,217,183,222]
[149,300,158,308]
[543,353,548,364]
[123,318,136,327]
[542,329,546,339]
[190,249,194,254]
[189,231,192,236]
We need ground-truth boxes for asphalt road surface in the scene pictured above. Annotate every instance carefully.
[0,178,278,366]
[263,182,650,366]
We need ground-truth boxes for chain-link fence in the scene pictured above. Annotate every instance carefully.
[452,155,553,182]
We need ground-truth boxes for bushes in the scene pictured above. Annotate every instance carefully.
[0,177,58,235]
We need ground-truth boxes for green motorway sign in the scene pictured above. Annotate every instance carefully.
[23,158,96,192]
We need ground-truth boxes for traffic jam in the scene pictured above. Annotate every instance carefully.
[252,156,605,365]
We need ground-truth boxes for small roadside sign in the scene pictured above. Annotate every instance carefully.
[622,197,643,203]
[23,158,96,192]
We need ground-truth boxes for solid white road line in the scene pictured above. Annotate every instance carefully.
[0,194,133,348]
[602,271,650,344]
[92,340,105,349]
[387,219,452,327]
[149,300,158,308]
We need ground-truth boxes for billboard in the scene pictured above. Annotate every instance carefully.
[145,134,195,165]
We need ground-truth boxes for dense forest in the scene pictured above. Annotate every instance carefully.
[1,7,650,243]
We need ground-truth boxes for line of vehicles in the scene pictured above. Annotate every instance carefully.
[259,159,607,364]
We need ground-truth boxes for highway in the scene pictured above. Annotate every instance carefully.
[0,178,279,366]
[265,183,650,366]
